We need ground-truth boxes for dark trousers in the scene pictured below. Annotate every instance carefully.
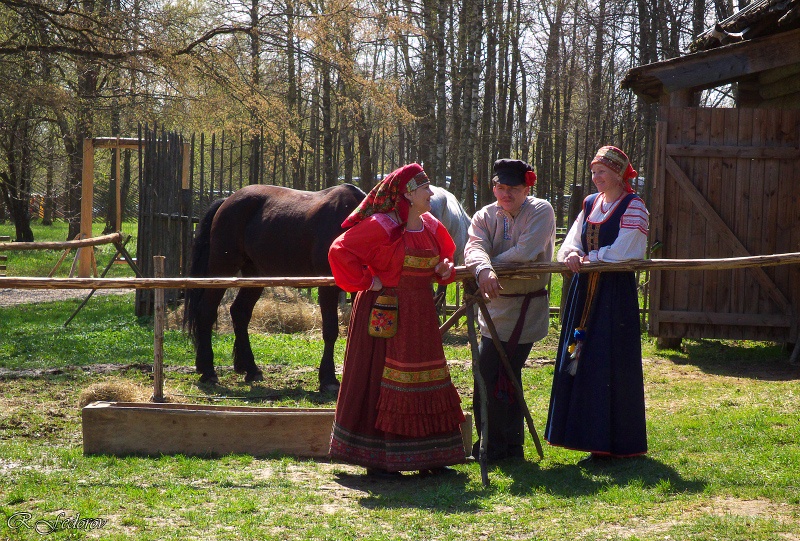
[472,336,533,461]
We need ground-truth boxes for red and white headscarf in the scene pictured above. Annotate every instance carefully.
[341,163,430,228]
[591,146,638,194]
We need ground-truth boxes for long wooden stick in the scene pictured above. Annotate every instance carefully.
[474,251,800,277]
[64,236,138,327]
[465,290,490,486]
[0,231,122,251]
[3,251,800,290]
[439,302,469,335]
[470,293,545,460]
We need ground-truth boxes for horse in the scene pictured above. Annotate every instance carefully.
[429,185,472,311]
[183,183,366,392]
[429,185,471,265]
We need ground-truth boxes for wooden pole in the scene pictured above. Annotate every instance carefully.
[2,250,800,290]
[465,286,490,486]
[0,232,123,252]
[439,303,469,335]
[470,293,545,460]
[476,251,800,277]
[79,139,95,278]
[115,141,122,232]
[152,256,166,403]
[64,236,137,327]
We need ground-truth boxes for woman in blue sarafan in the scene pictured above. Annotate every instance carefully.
[545,145,650,463]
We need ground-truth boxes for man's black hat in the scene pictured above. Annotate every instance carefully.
[492,159,536,187]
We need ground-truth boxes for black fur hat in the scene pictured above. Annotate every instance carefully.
[492,159,537,187]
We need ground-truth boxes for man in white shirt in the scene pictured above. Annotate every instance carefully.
[464,159,555,462]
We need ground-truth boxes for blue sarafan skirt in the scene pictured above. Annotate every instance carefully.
[545,271,647,457]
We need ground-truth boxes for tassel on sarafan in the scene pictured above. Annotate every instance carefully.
[566,328,586,376]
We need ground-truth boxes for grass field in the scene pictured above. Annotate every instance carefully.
[1,220,799,540]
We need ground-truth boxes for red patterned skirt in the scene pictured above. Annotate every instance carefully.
[330,265,466,471]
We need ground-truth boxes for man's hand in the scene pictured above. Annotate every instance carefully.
[477,268,502,299]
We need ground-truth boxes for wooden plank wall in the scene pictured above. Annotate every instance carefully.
[652,107,800,342]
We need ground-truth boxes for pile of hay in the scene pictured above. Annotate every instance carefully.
[169,287,350,335]
[78,378,160,408]
[249,287,322,334]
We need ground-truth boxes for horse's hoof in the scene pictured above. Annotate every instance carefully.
[319,381,340,395]
[244,371,263,383]
[199,372,219,385]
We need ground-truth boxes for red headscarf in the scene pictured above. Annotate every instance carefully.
[591,146,638,193]
[340,163,429,228]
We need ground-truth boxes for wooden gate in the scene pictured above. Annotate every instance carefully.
[649,107,800,343]
[136,128,193,316]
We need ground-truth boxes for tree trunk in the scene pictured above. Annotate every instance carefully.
[417,0,437,174]
[43,134,55,226]
[476,0,498,209]
[535,0,566,200]
[249,0,262,186]
[434,0,448,185]
[321,61,335,188]
[0,112,35,242]
[464,0,483,214]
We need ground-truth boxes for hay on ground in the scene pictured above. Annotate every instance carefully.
[169,286,351,335]
[78,378,174,408]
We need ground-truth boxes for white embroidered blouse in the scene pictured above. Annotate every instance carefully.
[557,195,649,263]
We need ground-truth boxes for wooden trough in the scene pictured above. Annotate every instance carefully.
[82,401,473,459]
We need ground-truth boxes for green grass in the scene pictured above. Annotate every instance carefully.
[1,293,799,540]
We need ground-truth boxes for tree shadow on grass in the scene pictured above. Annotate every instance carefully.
[659,339,799,382]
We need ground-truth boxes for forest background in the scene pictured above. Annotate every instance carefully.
[0,0,737,243]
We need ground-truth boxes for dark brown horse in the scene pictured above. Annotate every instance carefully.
[183,183,366,392]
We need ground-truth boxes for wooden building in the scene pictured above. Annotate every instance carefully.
[622,2,800,349]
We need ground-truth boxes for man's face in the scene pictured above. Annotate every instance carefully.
[492,182,529,214]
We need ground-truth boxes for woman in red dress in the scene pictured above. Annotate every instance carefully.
[328,163,466,477]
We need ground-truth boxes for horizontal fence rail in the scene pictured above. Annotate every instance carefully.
[1,252,799,290]
[0,232,123,252]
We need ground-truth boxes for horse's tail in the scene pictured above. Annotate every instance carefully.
[183,198,226,343]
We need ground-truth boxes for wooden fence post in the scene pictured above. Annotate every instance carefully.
[0,235,8,276]
[79,138,95,278]
[152,256,166,403]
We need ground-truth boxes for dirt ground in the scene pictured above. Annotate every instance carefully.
[0,287,134,307]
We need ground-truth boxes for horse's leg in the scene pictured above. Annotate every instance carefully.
[230,286,264,382]
[195,288,227,384]
[318,285,341,394]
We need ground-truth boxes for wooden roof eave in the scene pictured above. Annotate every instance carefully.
[622,27,800,103]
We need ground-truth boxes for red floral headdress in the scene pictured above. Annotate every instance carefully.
[340,163,429,228]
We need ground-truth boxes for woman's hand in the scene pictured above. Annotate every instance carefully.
[435,258,453,280]
[564,251,585,273]
[369,276,383,291]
